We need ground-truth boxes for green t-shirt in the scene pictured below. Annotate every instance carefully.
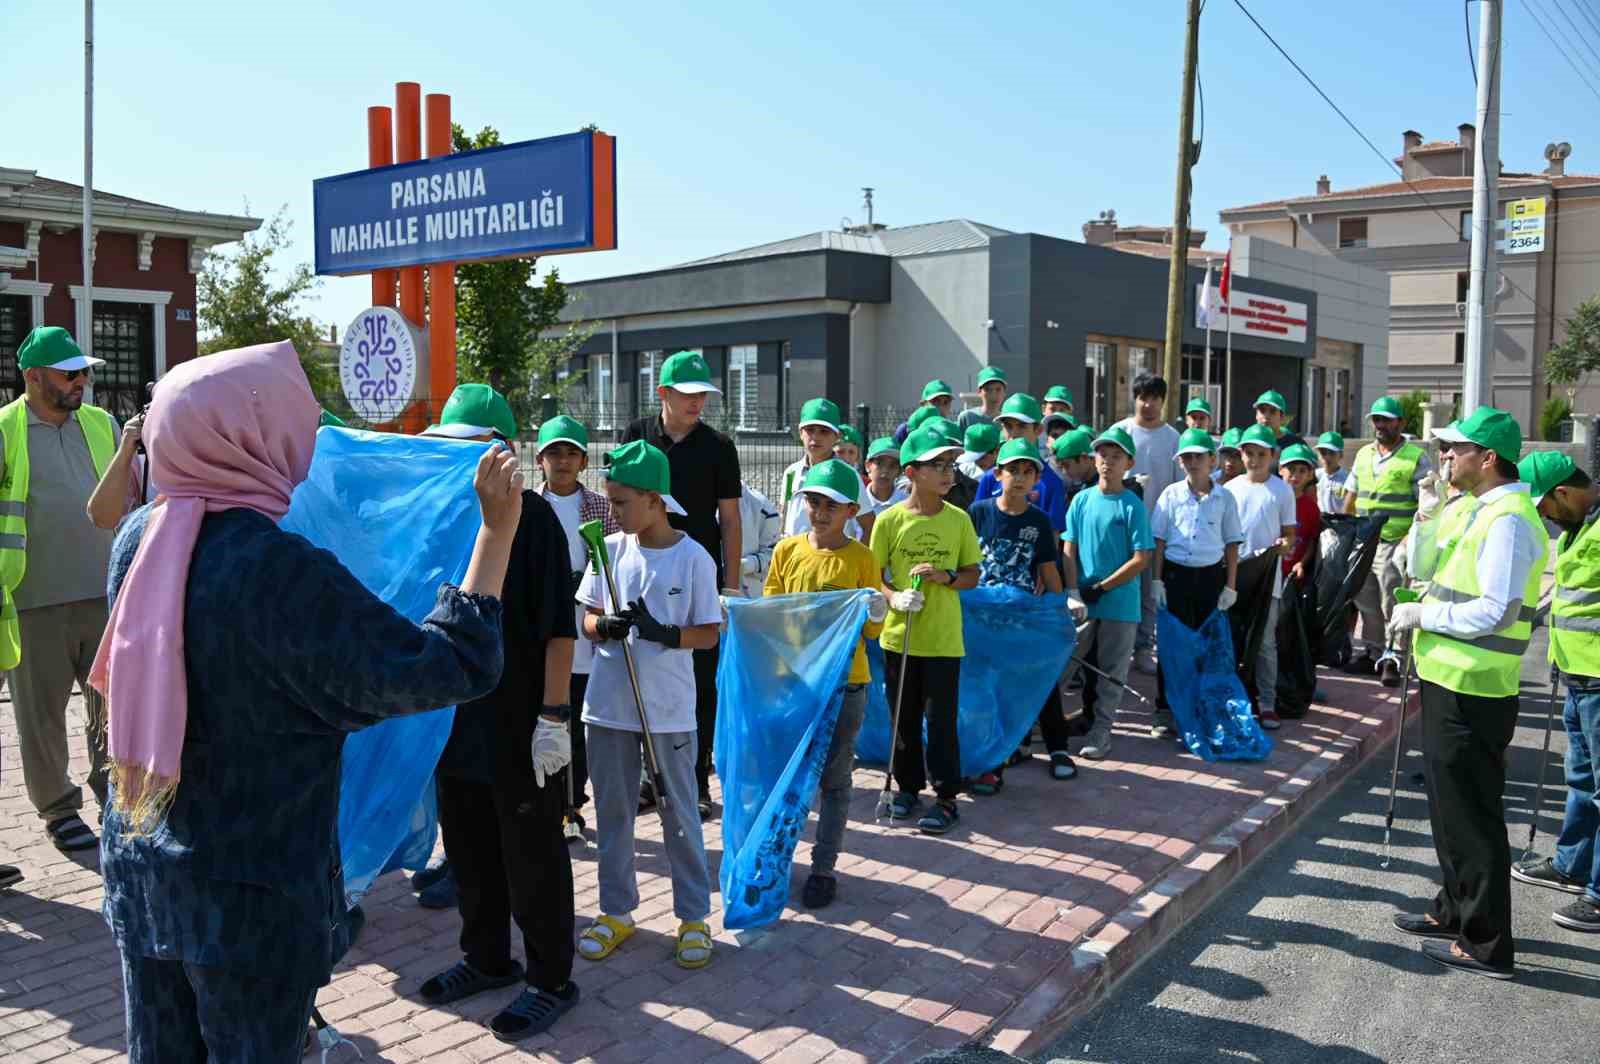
[869,500,982,657]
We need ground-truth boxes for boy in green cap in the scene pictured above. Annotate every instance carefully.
[763,459,888,908]
[871,426,982,835]
[1062,427,1153,759]
[1314,431,1350,515]
[892,379,957,444]
[535,414,620,838]
[967,439,1076,786]
[959,421,1002,481]
[976,393,1068,531]
[1042,385,1075,419]
[864,436,908,511]
[1253,389,1304,450]
[782,398,875,542]
[959,366,1009,431]
[1279,443,1323,585]
[1042,411,1073,450]
[1184,396,1214,433]
[834,424,865,470]
[1216,427,1246,485]
[1223,424,1298,729]
[576,439,723,971]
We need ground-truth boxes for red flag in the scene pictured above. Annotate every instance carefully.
[1219,249,1232,305]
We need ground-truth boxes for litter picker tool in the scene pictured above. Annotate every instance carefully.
[1519,664,1562,862]
[1380,587,1420,869]
[579,519,679,836]
[1070,621,1155,708]
[875,576,923,822]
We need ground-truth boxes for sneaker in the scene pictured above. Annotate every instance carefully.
[491,982,579,1041]
[1379,654,1401,688]
[1512,855,1586,895]
[1049,752,1078,780]
[1132,650,1157,675]
[1259,708,1282,730]
[1150,708,1176,739]
[917,800,960,835]
[801,874,837,909]
[563,812,586,844]
[418,868,458,910]
[969,772,1003,797]
[412,860,451,893]
[1079,722,1114,760]
[1552,896,1600,933]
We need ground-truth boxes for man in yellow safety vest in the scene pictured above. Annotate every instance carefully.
[1388,407,1546,979]
[1,326,119,860]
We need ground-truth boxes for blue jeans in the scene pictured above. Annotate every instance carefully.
[1554,687,1600,903]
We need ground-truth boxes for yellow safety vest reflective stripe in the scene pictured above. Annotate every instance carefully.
[1352,441,1422,543]
[1551,513,1600,679]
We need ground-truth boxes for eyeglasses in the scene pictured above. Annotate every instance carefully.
[58,367,92,382]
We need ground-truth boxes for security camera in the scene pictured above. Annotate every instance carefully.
[984,319,995,329]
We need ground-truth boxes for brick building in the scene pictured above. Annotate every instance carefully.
[0,166,259,418]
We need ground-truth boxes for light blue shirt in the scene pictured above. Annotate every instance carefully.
[1151,478,1244,567]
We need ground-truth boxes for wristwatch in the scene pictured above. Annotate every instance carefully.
[539,704,572,723]
[944,569,959,585]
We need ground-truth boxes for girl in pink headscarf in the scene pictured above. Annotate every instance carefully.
[93,341,523,1063]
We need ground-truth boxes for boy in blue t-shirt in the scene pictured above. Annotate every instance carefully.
[1062,427,1154,761]
[975,393,1068,531]
[969,439,1080,787]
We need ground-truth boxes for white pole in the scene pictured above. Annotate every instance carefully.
[82,0,94,357]
[1203,258,1213,415]
[1463,0,1501,411]
[1224,237,1234,426]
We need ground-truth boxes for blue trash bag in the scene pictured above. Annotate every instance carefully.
[714,589,870,929]
[856,586,1076,776]
[1156,607,1274,762]
[280,426,489,905]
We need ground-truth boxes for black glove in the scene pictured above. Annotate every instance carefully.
[623,598,682,648]
[595,613,633,641]
[1078,583,1107,605]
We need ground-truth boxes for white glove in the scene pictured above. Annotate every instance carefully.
[889,588,925,613]
[741,555,758,576]
[867,591,888,624]
[1152,579,1167,609]
[531,717,572,788]
[718,594,732,630]
[1217,586,1238,611]
[1390,602,1424,632]
[1066,594,1087,622]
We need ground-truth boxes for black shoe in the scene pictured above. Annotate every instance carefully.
[802,874,837,909]
[490,982,579,1041]
[697,795,714,822]
[418,869,457,910]
[1512,855,1586,895]
[1420,939,1514,980]
[1049,752,1078,780]
[411,860,451,892]
[0,864,21,891]
[1552,896,1600,933]
[1379,657,1400,687]
[419,960,525,1005]
[1392,912,1457,939]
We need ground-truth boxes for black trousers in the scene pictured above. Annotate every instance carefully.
[436,770,574,991]
[994,686,1075,777]
[569,673,590,810]
[884,654,962,800]
[693,645,719,795]
[1419,679,1520,968]
[1156,561,1227,710]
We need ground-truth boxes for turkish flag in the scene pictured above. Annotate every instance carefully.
[1219,249,1232,305]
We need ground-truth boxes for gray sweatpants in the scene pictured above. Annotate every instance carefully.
[1070,619,1138,724]
[7,598,110,821]
[811,684,867,879]
[587,723,711,922]
[1353,539,1404,655]
[1257,596,1281,712]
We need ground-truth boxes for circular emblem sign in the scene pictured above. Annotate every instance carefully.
[340,306,418,424]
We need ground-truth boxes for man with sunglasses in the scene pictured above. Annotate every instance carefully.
[1,327,119,857]
[1387,407,1546,980]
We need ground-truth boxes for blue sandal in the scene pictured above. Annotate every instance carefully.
[918,801,960,835]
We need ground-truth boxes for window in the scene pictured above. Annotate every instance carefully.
[1333,368,1351,433]
[727,344,761,430]
[1307,365,1327,436]
[89,301,154,420]
[1459,210,1472,242]
[0,294,29,402]
[1457,272,1470,304]
[1086,341,1113,429]
[588,353,613,427]
[1454,333,1465,364]
[1338,217,1368,249]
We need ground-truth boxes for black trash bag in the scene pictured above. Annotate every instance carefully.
[1311,513,1386,666]
[1226,552,1281,715]
[1275,571,1318,719]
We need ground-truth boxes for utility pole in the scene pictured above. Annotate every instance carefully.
[1463,0,1501,411]
[82,0,94,358]
[1161,0,1202,414]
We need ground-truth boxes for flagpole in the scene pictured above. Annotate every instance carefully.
[1203,256,1213,416]
[1223,234,1234,426]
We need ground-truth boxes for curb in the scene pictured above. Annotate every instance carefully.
[983,690,1403,1059]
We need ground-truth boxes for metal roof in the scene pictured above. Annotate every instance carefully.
[675,218,1012,268]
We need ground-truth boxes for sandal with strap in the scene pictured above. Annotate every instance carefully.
[45,815,97,853]
[577,914,635,961]
[418,959,524,1005]
[675,920,713,969]
[490,983,580,1041]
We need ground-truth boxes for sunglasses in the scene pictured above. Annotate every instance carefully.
[57,367,92,382]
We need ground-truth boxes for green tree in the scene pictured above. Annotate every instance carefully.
[450,123,594,428]
[1397,389,1430,437]
[196,206,333,395]
[1541,395,1573,442]
[1546,294,1600,394]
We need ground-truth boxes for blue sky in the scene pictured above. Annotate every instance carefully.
[9,1,1598,330]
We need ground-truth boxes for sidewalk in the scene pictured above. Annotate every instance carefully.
[0,664,1404,1064]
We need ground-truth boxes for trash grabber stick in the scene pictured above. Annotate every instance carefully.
[1521,665,1562,861]
[579,520,675,829]
[1380,588,1420,869]
[875,576,923,822]
[1071,653,1156,708]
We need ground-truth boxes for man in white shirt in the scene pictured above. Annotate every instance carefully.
[1223,425,1298,729]
[1114,371,1181,673]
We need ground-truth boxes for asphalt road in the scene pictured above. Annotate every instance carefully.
[1041,635,1599,1064]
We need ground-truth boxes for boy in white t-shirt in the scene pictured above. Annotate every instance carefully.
[575,440,723,970]
[1222,425,1298,730]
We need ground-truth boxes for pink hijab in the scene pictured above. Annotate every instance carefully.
[90,341,320,831]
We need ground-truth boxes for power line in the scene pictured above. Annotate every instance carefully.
[1522,0,1600,105]
[1551,0,1600,76]
[1575,0,1600,42]
[1466,0,1478,86]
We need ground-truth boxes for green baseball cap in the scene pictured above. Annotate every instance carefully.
[1518,450,1578,503]
[425,382,518,440]
[1369,395,1404,420]
[1218,426,1244,452]
[866,436,899,462]
[799,457,862,504]
[1184,396,1214,417]
[907,405,941,432]
[996,437,1044,469]
[1093,426,1137,459]
[962,422,1002,458]
[1176,427,1216,456]
[1043,385,1075,407]
[318,408,347,428]
[998,392,1043,425]
[1254,390,1288,413]
[658,350,722,395]
[1433,405,1524,462]
[925,416,963,446]
[976,366,1008,387]
[1280,442,1319,469]
[1239,424,1279,451]
[837,424,864,449]
[17,326,105,372]
[921,378,955,401]
[1054,427,1094,460]
[1062,414,1080,430]
[900,425,962,466]
[1314,431,1345,453]
[1042,411,1072,429]
[604,439,686,514]
[537,414,589,455]
[798,397,842,431]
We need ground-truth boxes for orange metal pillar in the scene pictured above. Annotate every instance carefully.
[394,83,425,327]
[425,93,456,423]
[366,106,395,308]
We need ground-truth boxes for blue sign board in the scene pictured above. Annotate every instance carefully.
[312,130,616,276]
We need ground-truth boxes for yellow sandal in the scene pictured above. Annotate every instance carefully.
[675,920,713,970]
[578,915,635,961]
